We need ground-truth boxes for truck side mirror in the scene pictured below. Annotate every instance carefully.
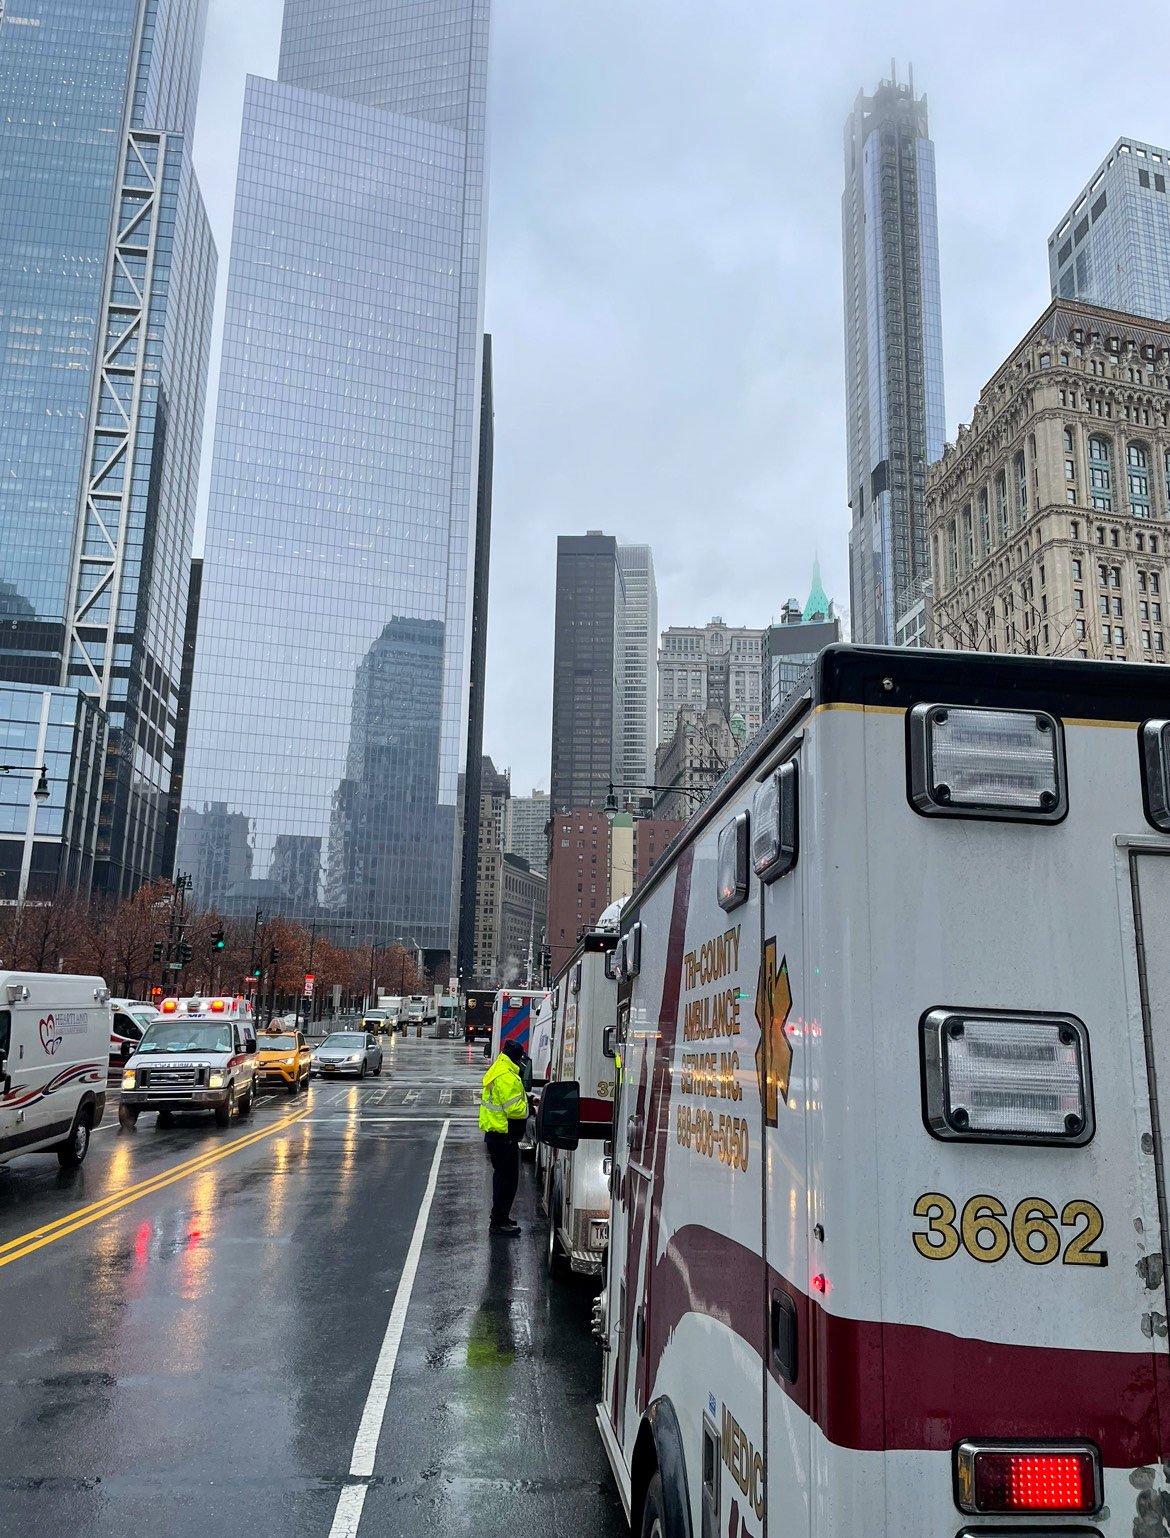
[602,1025,616,1059]
[537,1080,580,1150]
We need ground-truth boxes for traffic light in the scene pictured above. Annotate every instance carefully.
[211,929,225,951]
[252,966,261,979]
[269,947,279,965]
[152,942,164,963]
[179,941,193,965]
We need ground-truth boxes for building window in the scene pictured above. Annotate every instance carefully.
[1075,588,1084,609]
[1099,595,1109,616]
[1153,573,1161,594]
[1128,442,1151,517]
[1072,557,1082,580]
[1115,626,1126,646]
[1089,435,1113,510]
[1112,596,1123,618]
[979,487,990,552]
[1016,452,1029,522]
[1154,602,1162,621]
[962,505,974,570]
[1112,565,1122,586]
[996,471,1009,541]
[1158,633,1166,652]
[1064,427,1074,453]
[1140,571,1148,593]
[1098,562,1108,586]
[1138,531,1146,552]
[1111,529,1121,547]
[1076,618,1086,638]
[1144,630,1152,650]
[1065,457,1076,481]
[1153,535,1160,555]
[1070,520,1079,539]
[1096,526,1106,544]
[1141,600,1150,621]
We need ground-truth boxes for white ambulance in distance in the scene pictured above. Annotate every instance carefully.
[537,643,1170,1538]
[119,994,259,1129]
[543,915,621,1278]
[0,972,110,1168]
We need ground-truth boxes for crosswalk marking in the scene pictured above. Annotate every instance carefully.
[439,1086,451,1105]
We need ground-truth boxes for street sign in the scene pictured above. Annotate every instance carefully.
[448,979,457,995]
[303,973,315,999]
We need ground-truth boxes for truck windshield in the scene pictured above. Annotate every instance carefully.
[137,1022,233,1054]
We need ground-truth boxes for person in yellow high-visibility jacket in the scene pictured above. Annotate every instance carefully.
[479,1039,529,1236]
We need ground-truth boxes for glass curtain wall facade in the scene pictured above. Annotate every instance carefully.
[0,0,215,896]
[182,1,490,962]
[616,544,658,786]
[843,73,945,645]
[1048,138,1170,322]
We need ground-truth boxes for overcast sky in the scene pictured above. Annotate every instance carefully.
[193,0,1170,795]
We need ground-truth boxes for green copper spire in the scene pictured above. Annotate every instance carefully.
[803,557,831,622]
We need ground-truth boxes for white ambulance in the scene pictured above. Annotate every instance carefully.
[0,971,110,1168]
[119,994,259,1129]
[539,644,1170,1538]
[543,921,620,1278]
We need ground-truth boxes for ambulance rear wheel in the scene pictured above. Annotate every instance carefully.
[57,1107,91,1168]
[639,1472,666,1538]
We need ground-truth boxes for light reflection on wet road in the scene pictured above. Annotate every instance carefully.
[0,1039,625,1537]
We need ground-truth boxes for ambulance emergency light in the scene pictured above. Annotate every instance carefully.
[909,704,1066,822]
[751,761,798,882]
[955,1441,1101,1515]
[921,1009,1092,1145]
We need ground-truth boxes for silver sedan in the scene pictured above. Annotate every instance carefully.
[311,1031,383,1079]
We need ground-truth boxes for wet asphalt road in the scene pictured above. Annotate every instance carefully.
[0,1038,627,1538]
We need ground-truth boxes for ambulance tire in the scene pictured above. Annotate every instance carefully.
[639,1474,667,1538]
[239,1079,254,1117]
[214,1091,234,1127]
[57,1105,92,1168]
[118,1104,139,1131]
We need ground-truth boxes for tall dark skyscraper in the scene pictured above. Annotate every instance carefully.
[0,0,215,897]
[550,533,624,812]
[843,70,945,646]
[182,0,491,965]
[457,335,494,983]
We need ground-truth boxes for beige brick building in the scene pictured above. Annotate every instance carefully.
[928,300,1170,664]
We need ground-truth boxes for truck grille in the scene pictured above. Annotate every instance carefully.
[141,1066,203,1089]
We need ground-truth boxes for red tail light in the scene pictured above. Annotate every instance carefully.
[956,1442,1100,1514]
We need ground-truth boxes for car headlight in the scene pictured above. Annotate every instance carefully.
[346,1054,362,1064]
[283,1056,296,1066]
[209,1070,226,1089]
[121,1070,136,1089]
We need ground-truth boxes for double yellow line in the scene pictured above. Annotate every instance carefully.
[0,1105,311,1270]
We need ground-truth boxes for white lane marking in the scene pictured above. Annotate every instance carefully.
[326,1118,449,1537]
[402,1089,419,1106]
[438,1087,451,1105]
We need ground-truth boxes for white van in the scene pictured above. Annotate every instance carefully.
[0,971,111,1168]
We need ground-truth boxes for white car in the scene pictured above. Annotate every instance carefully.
[0,971,111,1168]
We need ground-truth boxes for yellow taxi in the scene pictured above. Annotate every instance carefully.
[256,1026,312,1094]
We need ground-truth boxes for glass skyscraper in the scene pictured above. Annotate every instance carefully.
[1048,137,1170,322]
[842,72,945,646]
[182,0,490,964]
[0,0,215,897]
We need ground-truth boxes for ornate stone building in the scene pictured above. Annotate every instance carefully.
[928,300,1170,664]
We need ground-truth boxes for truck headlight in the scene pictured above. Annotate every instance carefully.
[921,1009,1092,1144]
[909,704,1066,822]
[209,1070,226,1089]
[121,1069,136,1090]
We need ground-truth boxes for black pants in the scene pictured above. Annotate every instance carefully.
[485,1130,520,1223]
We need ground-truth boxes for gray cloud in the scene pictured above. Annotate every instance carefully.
[194,0,1170,795]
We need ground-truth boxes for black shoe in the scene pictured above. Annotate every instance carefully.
[489,1219,521,1236]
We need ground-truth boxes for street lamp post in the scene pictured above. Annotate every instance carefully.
[0,763,51,910]
[603,780,705,822]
